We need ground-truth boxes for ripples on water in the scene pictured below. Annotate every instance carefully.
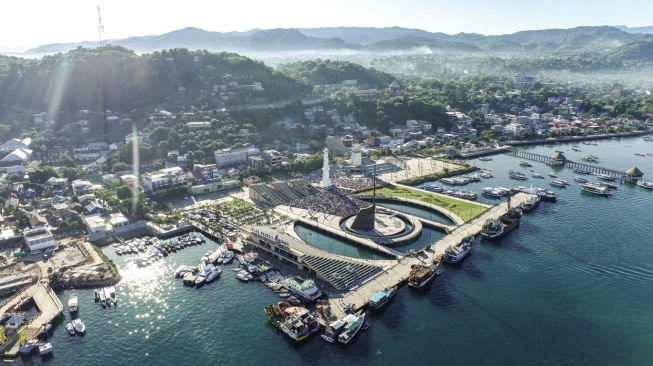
[14,137,653,366]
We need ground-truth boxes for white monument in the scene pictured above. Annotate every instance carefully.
[351,144,362,166]
[322,147,331,188]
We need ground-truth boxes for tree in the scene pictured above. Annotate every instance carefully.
[60,153,75,168]
[61,167,80,181]
[112,161,128,172]
[116,185,134,200]
[30,166,59,184]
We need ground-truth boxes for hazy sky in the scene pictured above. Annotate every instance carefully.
[3,0,652,50]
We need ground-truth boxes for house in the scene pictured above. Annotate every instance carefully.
[141,166,188,194]
[46,177,68,189]
[1,148,32,163]
[125,132,150,143]
[108,213,129,229]
[120,174,138,185]
[6,315,25,329]
[23,227,55,251]
[214,146,261,168]
[71,180,94,195]
[188,164,221,185]
[243,176,261,186]
[0,138,31,151]
[82,213,109,234]
[186,121,212,130]
[29,215,48,228]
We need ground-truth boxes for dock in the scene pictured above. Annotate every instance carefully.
[507,150,629,179]
[326,192,532,318]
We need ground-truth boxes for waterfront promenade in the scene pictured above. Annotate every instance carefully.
[327,192,531,318]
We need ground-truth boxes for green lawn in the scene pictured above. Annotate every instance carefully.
[374,185,488,222]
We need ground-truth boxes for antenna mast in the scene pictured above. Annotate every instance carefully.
[98,6,106,50]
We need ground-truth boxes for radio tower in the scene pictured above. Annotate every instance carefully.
[98,6,108,141]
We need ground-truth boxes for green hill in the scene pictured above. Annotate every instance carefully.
[276,59,395,87]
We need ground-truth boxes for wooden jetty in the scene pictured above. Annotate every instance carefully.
[506,150,643,180]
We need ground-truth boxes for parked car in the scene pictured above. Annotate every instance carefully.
[30,250,40,255]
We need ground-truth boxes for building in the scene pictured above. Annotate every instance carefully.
[71,179,94,195]
[186,121,212,130]
[514,74,535,88]
[189,164,221,185]
[125,132,150,143]
[406,120,432,133]
[503,123,525,136]
[33,113,46,125]
[108,213,129,229]
[82,213,109,234]
[214,146,261,168]
[0,138,31,151]
[243,176,261,186]
[325,135,352,156]
[1,148,32,163]
[23,228,55,251]
[262,150,283,169]
[248,156,265,168]
[141,166,189,194]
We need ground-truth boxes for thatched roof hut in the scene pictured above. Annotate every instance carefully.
[625,166,643,177]
[551,151,567,161]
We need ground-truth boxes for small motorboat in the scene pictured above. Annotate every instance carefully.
[72,318,86,334]
[66,322,75,336]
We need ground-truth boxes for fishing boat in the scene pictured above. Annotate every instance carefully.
[636,180,653,190]
[482,187,504,198]
[532,173,544,179]
[580,182,613,196]
[264,305,310,342]
[338,312,366,344]
[550,179,569,187]
[68,289,78,313]
[408,262,439,288]
[369,286,397,311]
[282,276,322,302]
[520,194,541,213]
[508,170,528,180]
[519,161,532,167]
[321,318,347,343]
[481,204,522,240]
[444,235,474,263]
[72,318,86,334]
[66,322,75,335]
[548,172,558,178]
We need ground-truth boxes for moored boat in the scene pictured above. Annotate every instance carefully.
[574,177,589,183]
[321,318,346,343]
[532,173,544,179]
[338,312,366,344]
[68,289,78,313]
[636,180,653,190]
[520,194,541,213]
[509,170,528,180]
[369,286,397,311]
[444,235,474,263]
[408,262,438,288]
[72,318,86,334]
[599,182,618,190]
[580,182,613,196]
[205,265,222,283]
[596,173,616,182]
[66,322,75,335]
[481,206,522,240]
[264,305,310,342]
[282,276,322,302]
[550,179,569,187]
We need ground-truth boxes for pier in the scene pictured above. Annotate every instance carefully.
[506,150,631,179]
[326,193,532,318]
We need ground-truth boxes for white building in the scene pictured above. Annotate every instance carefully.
[214,147,261,168]
[406,120,432,133]
[325,136,352,157]
[125,132,150,143]
[71,180,94,195]
[262,150,283,169]
[23,228,55,251]
[187,121,212,130]
[0,138,31,151]
[141,166,188,194]
[83,214,109,234]
[1,148,32,163]
[503,123,525,136]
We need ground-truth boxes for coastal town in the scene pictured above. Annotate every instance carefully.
[1,23,653,362]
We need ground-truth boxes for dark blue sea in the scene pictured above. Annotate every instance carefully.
[15,136,653,365]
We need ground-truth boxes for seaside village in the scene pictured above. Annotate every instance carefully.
[0,77,652,358]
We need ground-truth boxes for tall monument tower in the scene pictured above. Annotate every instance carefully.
[322,147,331,188]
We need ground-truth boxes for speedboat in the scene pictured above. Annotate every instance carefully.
[574,177,589,183]
[508,170,528,180]
[519,161,532,167]
[72,318,86,334]
[478,157,493,161]
[205,265,222,283]
[236,270,253,282]
[66,322,75,335]
[599,182,618,190]
[596,173,616,182]
[195,274,206,286]
[532,173,544,179]
[636,180,653,190]
[550,179,569,187]
[548,172,558,178]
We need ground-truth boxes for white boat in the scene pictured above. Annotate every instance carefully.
[68,289,78,313]
[338,312,366,344]
[439,177,457,185]
[72,318,85,334]
[282,276,323,302]
[482,187,504,198]
[444,235,474,263]
[206,265,222,282]
[532,173,544,179]
[596,173,616,182]
[195,274,206,286]
[520,194,541,213]
[636,180,653,190]
[99,288,107,307]
[66,322,75,335]
[550,179,569,187]
[39,342,53,356]
[108,286,117,304]
[19,339,42,354]
[236,270,253,282]
[580,182,613,196]
[574,177,589,183]
[548,172,558,178]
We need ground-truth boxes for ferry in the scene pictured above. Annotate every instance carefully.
[580,182,613,196]
[338,312,366,344]
[636,180,653,190]
[444,235,474,263]
[264,305,310,342]
[481,207,522,240]
[282,276,323,302]
[369,286,397,311]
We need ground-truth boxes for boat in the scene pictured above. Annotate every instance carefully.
[596,174,616,182]
[482,187,504,198]
[644,135,653,142]
[205,265,222,283]
[599,182,618,190]
[72,318,85,334]
[282,276,323,302]
[66,322,75,335]
[422,183,444,192]
[550,179,569,187]
[236,270,253,282]
[580,182,613,196]
[108,287,117,304]
[369,286,397,311]
[520,194,541,213]
[104,287,113,306]
[573,168,590,174]
[338,312,366,344]
[509,170,528,180]
[574,177,589,183]
[39,342,53,356]
[408,261,439,288]
[264,305,310,342]
[68,289,78,313]
[444,235,474,263]
[532,173,544,179]
[478,157,493,161]
[439,177,457,185]
[581,155,599,163]
[195,274,206,286]
[321,318,347,343]
[481,205,522,240]
[479,171,493,179]
[548,172,558,178]
[519,161,532,167]
[20,339,43,354]
[636,181,653,190]
[99,287,107,307]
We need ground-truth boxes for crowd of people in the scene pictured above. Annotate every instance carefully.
[288,186,371,217]
[300,172,377,192]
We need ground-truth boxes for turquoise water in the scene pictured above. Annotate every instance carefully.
[16,136,653,366]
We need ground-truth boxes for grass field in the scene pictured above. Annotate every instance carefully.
[374,185,488,222]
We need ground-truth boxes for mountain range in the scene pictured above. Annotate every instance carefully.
[17,25,653,57]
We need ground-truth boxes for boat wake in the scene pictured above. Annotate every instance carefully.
[572,263,653,285]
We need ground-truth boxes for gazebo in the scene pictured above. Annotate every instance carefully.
[550,151,567,166]
[625,166,644,182]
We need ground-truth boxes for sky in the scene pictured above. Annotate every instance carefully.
[2,0,653,51]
